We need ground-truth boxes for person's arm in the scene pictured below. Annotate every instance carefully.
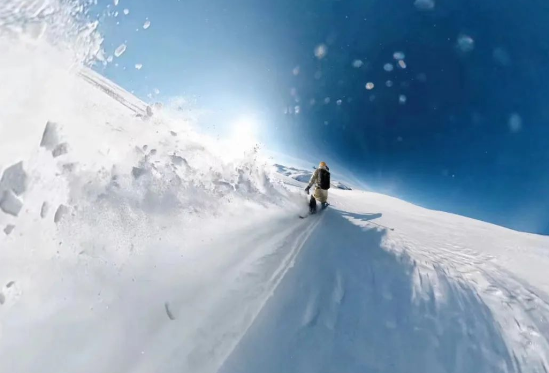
[305,169,319,193]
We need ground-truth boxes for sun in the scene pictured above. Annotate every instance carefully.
[228,115,259,156]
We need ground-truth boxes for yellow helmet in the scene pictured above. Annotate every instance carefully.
[319,161,327,168]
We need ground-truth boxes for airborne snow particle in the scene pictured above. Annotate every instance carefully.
[143,20,151,29]
[384,63,394,72]
[294,105,301,114]
[509,113,522,133]
[386,80,394,87]
[135,63,143,70]
[352,59,363,68]
[292,66,300,75]
[114,44,127,57]
[324,97,331,104]
[165,302,175,320]
[113,0,119,5]
[457,34,475,53]
[398,60,407,69]
[414,0,435,10]
[123,8,129,15]
[393,51,405,60]
[153,88,160,95]
[399,95,407,104]
[336,99,342,106]
[314,44,328,59]
[493,47,511,66]
[365,82,375,90]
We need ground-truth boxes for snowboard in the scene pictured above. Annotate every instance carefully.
[299,202,330,219]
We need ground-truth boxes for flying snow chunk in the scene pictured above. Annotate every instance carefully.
[54,205,69,224]
[52,143,69,158]
[336,99,342,106]
[153,88,160,95]
[135,63,143,70]
[294,105,301,114]
[292,66,300,75]
[1,162,27,195]
[386,80,394,87]
[0,190,23,217]
[114,44,127,57]
[393,51,405,60]
[414,0,435,10]
[457,34,475,53]
[398,60,407,69]
[40,121,60,151]
[352,59,364,68]
[365,82,375,90]
[314,44,328,59]
[40,202,49,219]
[509,113,522,133]
[123,8,129,15]
[143,20,151,29]
[384,63,394,72]
[399,94,407,104]
[324,97,331,104]
[114,0,119,5]
[4,225,15,235]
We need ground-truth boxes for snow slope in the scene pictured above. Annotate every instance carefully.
[1,3,549,373]
[222,188,549,373]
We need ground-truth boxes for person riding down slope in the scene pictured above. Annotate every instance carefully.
[305,161,331,214]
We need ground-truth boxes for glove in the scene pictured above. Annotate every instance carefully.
[305,186,310,194]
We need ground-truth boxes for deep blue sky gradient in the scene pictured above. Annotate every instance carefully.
[92,0,549,234]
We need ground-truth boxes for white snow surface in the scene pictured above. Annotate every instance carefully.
[1,7,549,373]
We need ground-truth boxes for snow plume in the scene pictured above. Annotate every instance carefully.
[0,3,301,372]
[0,0,105,65]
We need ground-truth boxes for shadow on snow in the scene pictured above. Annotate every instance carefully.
[220,209,516,373]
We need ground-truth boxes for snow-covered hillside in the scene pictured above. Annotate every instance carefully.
[1,3,549,373]
[273,163,353,190]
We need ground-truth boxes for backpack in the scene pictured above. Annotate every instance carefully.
[318,168,331,189]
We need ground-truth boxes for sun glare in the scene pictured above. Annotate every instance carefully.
[226,115,259,158]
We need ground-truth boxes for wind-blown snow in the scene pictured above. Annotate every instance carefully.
[1,1,549,373]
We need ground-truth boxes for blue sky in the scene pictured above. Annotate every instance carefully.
[92,0,549,235]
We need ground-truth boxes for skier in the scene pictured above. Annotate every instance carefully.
[304,161,331,214]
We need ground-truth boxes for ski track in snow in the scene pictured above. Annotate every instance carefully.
[220,191,549,373]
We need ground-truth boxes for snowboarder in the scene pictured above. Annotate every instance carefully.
[304,161,331,214]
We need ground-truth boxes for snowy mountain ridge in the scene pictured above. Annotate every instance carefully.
[273,163,353,190]
[1,30,549,373]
